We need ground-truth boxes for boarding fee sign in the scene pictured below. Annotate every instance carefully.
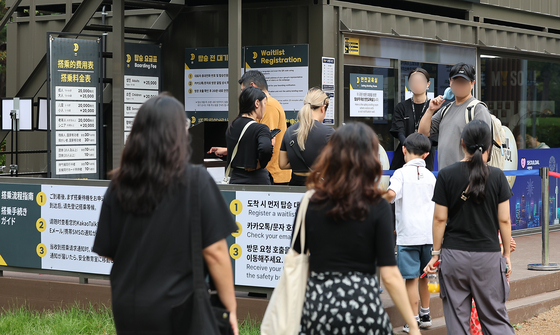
[48,37,102,179]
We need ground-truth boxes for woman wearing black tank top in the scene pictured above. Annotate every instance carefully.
[278,88,335,186]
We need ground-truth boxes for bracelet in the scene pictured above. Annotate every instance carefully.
[431,249,441,256]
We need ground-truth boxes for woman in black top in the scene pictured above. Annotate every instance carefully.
[390,68,435,170]
[424,120,514,334]
[226,87,274,185]
[293,123,420,335]
[279,88,335,186]
[93,94,239,335]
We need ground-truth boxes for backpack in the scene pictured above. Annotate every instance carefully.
[440,99,506,169]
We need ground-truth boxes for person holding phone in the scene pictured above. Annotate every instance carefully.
[278,88,335,186]
[225,87,274,185]
[208,71,291,185]
[424,120,514,335]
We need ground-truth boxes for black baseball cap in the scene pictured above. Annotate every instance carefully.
[449,63,475,81]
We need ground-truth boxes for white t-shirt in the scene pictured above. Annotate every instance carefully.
[388,158,436,246]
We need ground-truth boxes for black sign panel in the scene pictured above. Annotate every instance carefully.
[48,37,102,179]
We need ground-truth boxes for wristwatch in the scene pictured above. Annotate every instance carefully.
[431,249,441,256]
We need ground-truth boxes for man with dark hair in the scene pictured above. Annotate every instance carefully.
[239,70,291,184]
[418,63,492,170]
[238,70,268,91]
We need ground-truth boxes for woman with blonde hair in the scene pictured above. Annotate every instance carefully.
[279,88,335,186]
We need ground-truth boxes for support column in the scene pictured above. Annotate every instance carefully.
[112,1,125,169]
[228,0,242,123]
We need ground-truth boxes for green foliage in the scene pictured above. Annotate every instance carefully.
[0,303,262,335]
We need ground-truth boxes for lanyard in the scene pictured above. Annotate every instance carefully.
[410,98,429,131]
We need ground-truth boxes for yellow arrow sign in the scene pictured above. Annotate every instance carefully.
[0,254,6,266]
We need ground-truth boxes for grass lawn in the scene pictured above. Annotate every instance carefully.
[0,303,261,335]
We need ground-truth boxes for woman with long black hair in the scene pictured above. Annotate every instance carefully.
[424,120,514,334]
[390,68,435,170]
[93,94,239,335]
[225,86,274,185]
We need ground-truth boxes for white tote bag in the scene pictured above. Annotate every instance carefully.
[260,190,314,335]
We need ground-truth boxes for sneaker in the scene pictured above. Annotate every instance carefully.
[402,321,420,333]
[419,313,432,328]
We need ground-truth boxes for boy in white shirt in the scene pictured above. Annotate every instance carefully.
[384,132,436,333]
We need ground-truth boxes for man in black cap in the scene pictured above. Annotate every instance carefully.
[418,63,491,169]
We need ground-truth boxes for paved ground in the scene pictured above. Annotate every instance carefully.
[514,303,560,334]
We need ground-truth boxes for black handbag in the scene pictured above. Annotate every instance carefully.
[170,166,234,335]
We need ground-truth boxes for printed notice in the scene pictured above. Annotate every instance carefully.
[349,74,384,118]
[229,191,303,288]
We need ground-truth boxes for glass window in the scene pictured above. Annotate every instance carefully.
[481,56,560,149]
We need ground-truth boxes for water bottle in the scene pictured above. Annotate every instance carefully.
[427,273,440,293]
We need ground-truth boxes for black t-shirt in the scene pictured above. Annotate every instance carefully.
[280,120,335,173]
[92,165,237,333]
[389,99,435,170]
[432,162,513,252]
[226,116,273,170]
[292,198,397,274]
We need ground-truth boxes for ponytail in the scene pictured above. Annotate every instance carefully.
[296,104,313,150]
[227,86,266,134]
[295,88,329,150]
[461,120,492,203]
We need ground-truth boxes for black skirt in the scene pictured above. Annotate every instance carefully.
[289,172,308,186]
[299,271,393,335]
[230,168,271,185]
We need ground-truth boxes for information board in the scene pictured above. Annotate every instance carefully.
[124,43,162,143]
[48,37,101,179]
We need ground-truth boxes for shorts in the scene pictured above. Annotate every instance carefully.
[397,244,433,279]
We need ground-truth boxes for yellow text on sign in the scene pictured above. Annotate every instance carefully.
[36,243,47,258]
[36,192,47,206]
[229,244,242,259]
[36,218,47,232]
[344,37,359,55]
[230,200,242,215]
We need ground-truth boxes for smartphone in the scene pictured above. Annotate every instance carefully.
[270,128,281,138]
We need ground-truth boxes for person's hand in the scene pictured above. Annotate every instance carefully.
[423,255,440,275]
[505,256,512,278]
[271,137,276,147]
[229,311,239,335]
[510,238,516,253]
[428,95,445,112]
[208,147,227,157]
